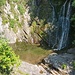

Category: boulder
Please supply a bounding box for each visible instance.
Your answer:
[67,48,75,54]
[44,53,75,75]
[11,61,50,75]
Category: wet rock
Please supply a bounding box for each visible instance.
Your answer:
[44,53,75,75]
[67,48,75,54]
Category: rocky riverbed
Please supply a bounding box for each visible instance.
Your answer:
[11,48,75,75]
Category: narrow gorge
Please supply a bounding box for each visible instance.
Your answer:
[0,0,73,50]
[0,0,75,75]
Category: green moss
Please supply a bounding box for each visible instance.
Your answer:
[10,42,53,64]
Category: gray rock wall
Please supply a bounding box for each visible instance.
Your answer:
[0,1,32,43]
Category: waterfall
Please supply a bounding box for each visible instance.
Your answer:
[32,0,71,50]
[49,1,56,23]
[49,0,72,50]
[57,0,71,50]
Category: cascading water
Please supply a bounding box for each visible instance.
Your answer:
[33,0,71,50]
[49,0,72,50]
[57,0,71,50]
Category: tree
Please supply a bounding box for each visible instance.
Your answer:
[0,38,20,75]
[71,0,75,44]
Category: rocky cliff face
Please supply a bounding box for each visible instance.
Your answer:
[0,0,72,50]
[0,1,31,43]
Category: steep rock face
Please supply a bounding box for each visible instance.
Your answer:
[0,17,3,34]
[0,1,31,43]
[11,61,49,75]
[0,0,72,48]
[31,0,72,50]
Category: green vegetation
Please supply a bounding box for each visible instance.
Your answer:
[72,0,75,7]
[61,64,67,69]
[10,3,15,13]
[1,0,27,32]
[10,42,53,64]
[31,21,37,34]
[72,61,75,70]
[0,0,6,6]
[17,70,29,75]
[18,4,25,15]
[0,38,20,75]
[10,0,28,15]
[9,19,22,33]
[9,19,16,28]
[12,0,19,3]
[71,0,75,45]
[2,15,9,25]
[29,0,56,23]
[30,19,51,46]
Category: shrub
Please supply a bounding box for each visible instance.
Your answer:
[0,0,6,6]
[72,40,75,45]
[71,0,75,45]
[0,38,20,75]
[9,19,16,28]
[12,0,19,3]
[72,61,75,70]
[72,0,75,7]
[61,64,67,69]
[18,4,25,15]
[2,15,9,25]
[31,21,37,33]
